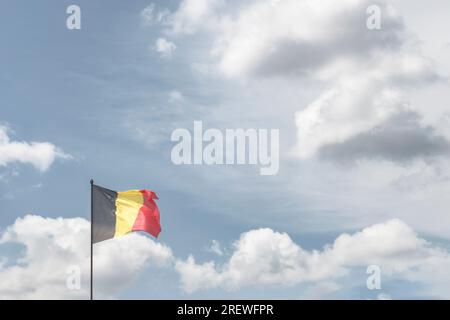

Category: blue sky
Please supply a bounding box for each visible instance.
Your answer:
[1,0,450,299]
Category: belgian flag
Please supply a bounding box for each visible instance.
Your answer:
[92,184,161,243]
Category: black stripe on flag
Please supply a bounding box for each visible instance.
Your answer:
[92,185,117,243]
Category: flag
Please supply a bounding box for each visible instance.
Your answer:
[92,184,161,243]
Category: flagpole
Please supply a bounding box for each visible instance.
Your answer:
[90,179,94,301]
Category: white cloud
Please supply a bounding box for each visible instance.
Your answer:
[2,215,450,299]
[205,0,443,162]
[154,38,177,58]
[293,50,444,160]
[175,256,223,293]
[141,4,157,24]
[150,0,446,163]
[175,220,450,298]
[212,0,405,78]
[134,1,450,294]
[142,0,224,35]
[141,4,171,26]
[207,239,223,256]
[294,75,404,159]
[169,0,224,35]
[0,125,71,172]
[0,215,173,299]
[139,0,450,242]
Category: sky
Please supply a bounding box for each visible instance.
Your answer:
[1,0,450,299]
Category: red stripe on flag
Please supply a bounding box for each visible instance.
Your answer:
[132,190,161,238]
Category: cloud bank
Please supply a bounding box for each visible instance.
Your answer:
[0,215,172,299]
[176,220,450,298]
[1,215,450,299]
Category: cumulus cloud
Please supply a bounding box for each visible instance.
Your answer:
[215,0,445,163]
[241,0,445,162]
[294,75,405,159]
[293,51,445,160]
[2,215,450,299]
[175,220,450,298]
[154,38,177,58]
[168,0,224,35]
[0,215,173,299]
[319,111,450,163]
[134,0,450,248]
[0,125,71,172]
[152,0,404,77]
[213,0,405,78]
[148,0,446,163]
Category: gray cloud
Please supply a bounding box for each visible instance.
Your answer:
[211,0,408,78]
[319,111,450,163]
[249,9,405,78]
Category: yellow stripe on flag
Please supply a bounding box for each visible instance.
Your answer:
[114,190,143,238]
